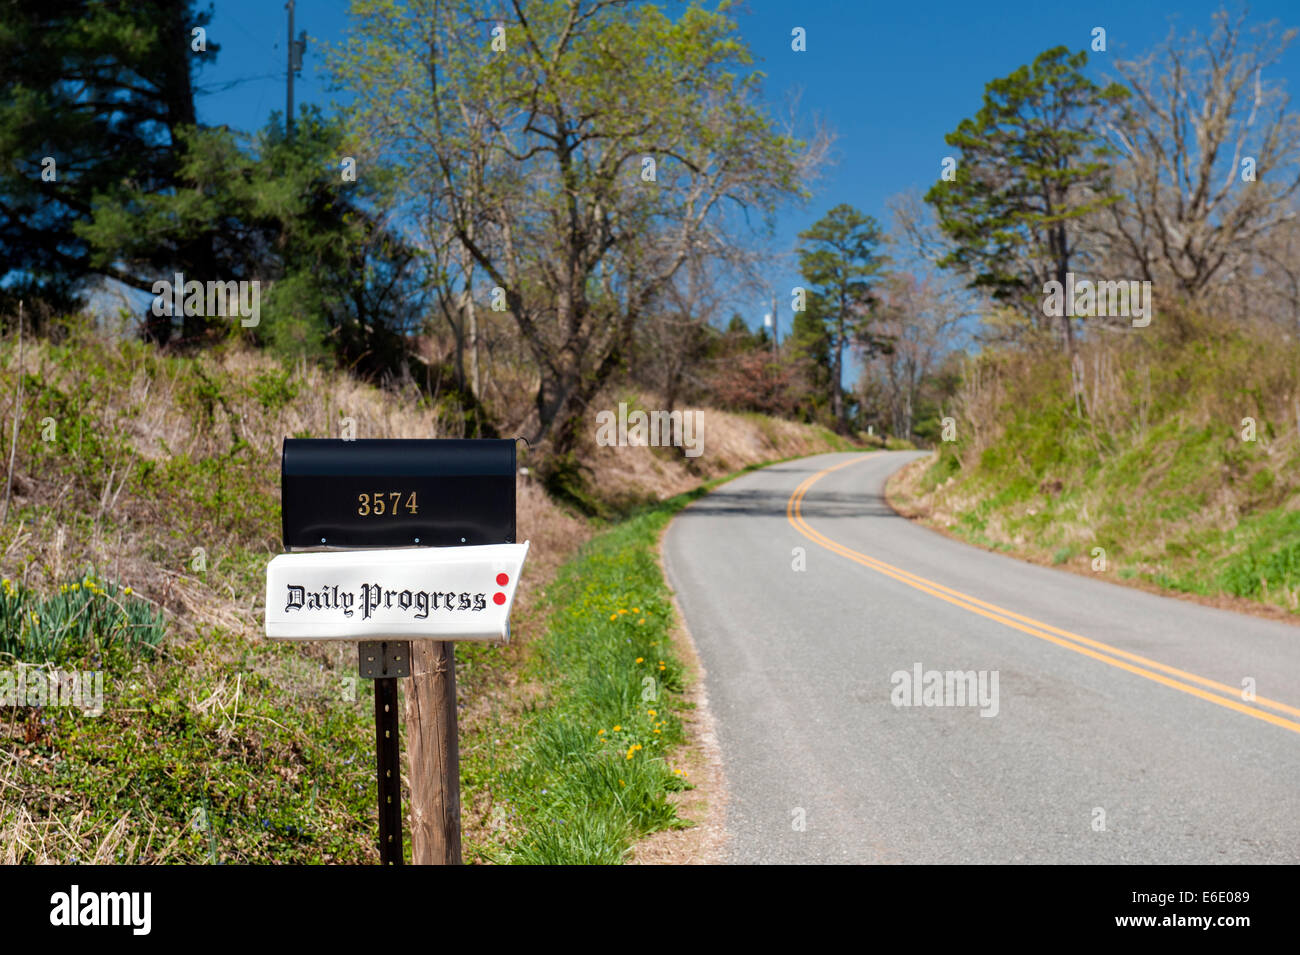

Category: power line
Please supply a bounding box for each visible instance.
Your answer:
[195,73,281,96]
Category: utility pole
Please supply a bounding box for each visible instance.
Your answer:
[764,291,774,356]
[285,2,307,139]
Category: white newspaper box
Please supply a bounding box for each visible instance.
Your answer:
[265,542,529,642]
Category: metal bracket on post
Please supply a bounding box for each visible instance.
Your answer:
[358,640,411,679]
[358,640,411,865]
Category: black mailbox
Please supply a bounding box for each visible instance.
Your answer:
[280,438,515,550]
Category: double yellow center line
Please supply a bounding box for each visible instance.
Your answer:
[786,454,1300,735]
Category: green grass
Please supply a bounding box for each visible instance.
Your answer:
[910,311,1300,615]
[466,466,777,864]
[812,424,863,452]
[474,495,698,863]
[2,592,378,863]
[1216,511,1300,601]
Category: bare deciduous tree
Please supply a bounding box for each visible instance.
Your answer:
[1103,9,1300,296]
[858,271,968,439]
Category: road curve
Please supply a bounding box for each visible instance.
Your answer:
[661,451,1300,864]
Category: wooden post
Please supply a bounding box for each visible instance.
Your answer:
[404,640,462,864]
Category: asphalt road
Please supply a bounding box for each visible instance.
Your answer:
[662,451,1300,864]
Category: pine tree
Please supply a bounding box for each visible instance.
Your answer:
[0,0,216,319]
[796,205,888,426]
[925,46,1128,356]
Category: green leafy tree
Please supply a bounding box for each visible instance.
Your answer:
[796,204,889,426]
[925,46,1128,355]
[335,0,812,472]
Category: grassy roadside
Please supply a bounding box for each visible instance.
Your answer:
[889,450,1300,623]
[885,312,1300,620]
[0,326,862,863]
[463,451,856,864]
[2,612,379,864]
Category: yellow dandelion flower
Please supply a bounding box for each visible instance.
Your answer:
[597,729,606,736]
[638,618,645,624]
[635,657,643,664]
[123,587,133,595]
[609,613,617,621]
[653,729,661,735]
[647,709,656,717]
[612,725,621,732]
[632,607,640,614]
[619,609,628,615]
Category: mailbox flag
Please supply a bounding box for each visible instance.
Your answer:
[265,542,529,642]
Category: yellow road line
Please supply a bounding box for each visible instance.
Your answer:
[786,454,1300,736]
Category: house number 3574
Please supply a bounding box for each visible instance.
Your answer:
[357,492,420,516]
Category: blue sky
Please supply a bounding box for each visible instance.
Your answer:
[195,0,1300,337]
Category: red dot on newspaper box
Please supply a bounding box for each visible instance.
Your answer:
[493,592,506,605]
[496,573,509,586]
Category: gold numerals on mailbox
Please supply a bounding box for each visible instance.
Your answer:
[356,492,420,516]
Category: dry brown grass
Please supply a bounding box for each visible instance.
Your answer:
[0,799,153,865]
[0,338,591,632]
[577,395,847,507]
